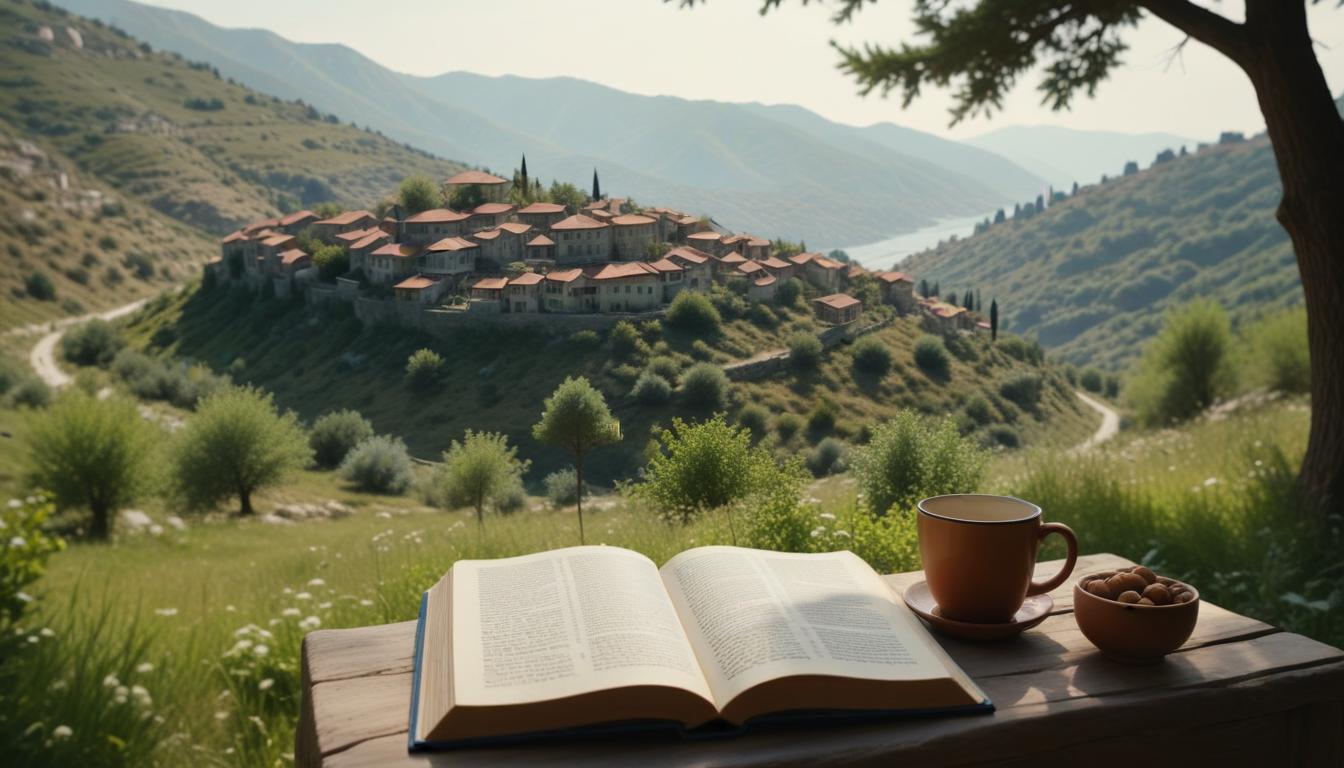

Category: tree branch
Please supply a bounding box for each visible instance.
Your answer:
[1137,0,1250,68]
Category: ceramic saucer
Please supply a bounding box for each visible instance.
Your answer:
[902,580,1053,641]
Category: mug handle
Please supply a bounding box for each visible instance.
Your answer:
[1026,522,1078,596]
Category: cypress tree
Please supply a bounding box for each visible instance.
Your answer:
[1071,181,1079,195]
[592,169,601,200]
[919,278,930,297]
[975,289,982,313]
[993,208,1006,224]
[1034,194,1045,212]
[520,154,528,191]
[990,300,999,342]
[931,281,940,297]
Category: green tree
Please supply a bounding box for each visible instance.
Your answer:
[851,410,987,517]
[591,168,602,200]
[447,183,485,212]
[60,319,122,367]
[1245,306,1311,395]
[681,362,729,409]
[312,243,349,281]
[26,391,157,539]
[171,385,311,515]
[990,299,999,341]
[775,277,804,307]
[405,348,445,391]
[666,291,721,332]
[1128,300,1235,426]
[428,431,529,527]
[548,181,587,211]
[309,409,374,469]
[532,377,620,543]
[788,332,823,371]
[398,174,443,214]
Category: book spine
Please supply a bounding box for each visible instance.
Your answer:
[406,591,430,752]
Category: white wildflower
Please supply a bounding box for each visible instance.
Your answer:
[253,644,269,657]
[225,605,236,612]
[359,599,373,607]
[214,710,229,721]
[834,530,851,539]
[39,627,54,638]
[9,536,27,549]
[136,662,154,674]
[27,635,38,644]
[281,608,300,617]
[148,524,164,536]
[258,678,274,691]
[307,578,326,587]
[48,679,67,692]
[52,725,72,740]
[818,512,836,521]
[282,587,293,595]
[6,499,20,509]
[131,685,152,706]
[295,591,312,601]
[298,615,321,631]
[103,674,120,689]
[1203,477,1218,487]
[16,592,32,604]
[318,601,332,609]
[154,607,178,617]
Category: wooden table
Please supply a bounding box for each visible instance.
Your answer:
[296,553,1344,766]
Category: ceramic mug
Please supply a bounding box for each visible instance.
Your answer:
[917,494,1078,624]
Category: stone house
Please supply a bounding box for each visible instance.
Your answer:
[277,210,318,234]
[589,262,661,312]
[366,242,422,286]
[686,230,724,255]
[664,246,713,291]
[792,252,846,292]
[645,257,686,302]
[468,228,506,268]
[422,237,478,280]
[493,222,533,266]
[712,251,747,280]
[252,233,297,275]
[468,202,516,232]
[348,229,390,274]
[402,209,470,244]
[444,170,509,204]
[471,276,508,302]
[312,210,376,241]
[394,274,445,304]
[517,202,569,230]
[551,214,611,265]
[525,234,556,266]
[814,293,862,325]
[543,268,598,313]
[505,271,545,313]
[266,247,310,277]
[610,214,659,260]
[722,234,768,261]
[874,271,916,312]
[758,255,795,281]
[749,274,778,302]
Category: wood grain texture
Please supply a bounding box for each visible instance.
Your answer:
[297,553,1344,768]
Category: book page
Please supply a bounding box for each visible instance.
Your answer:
[451,546,714,708]
[660,547,953,707]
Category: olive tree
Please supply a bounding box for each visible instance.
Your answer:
[26,391,157,539]
[427,431,529,527]
[171,385,311,515]
[532,377,620,544]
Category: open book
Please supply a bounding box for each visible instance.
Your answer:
[409,546,990,749]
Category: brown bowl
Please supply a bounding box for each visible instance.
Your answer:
[1073,571,1200,664]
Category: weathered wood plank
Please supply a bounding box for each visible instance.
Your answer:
[324,660,1344,767]
[304,621,419,684]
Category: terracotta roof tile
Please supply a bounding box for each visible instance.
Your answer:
[815,293,861,310]
[472,203,515,216]
[753,275,777,287]
[518,202,566,214]
[590,262,658,280]
[551,214,609,231]
[405,208,469,223]
[445,170,508,185]
[647,258,684,273]
[351,230,390,251]
[526,234,555,247]
[315,210,374,226]
[497,222,532,235]
[664,246,708,265]
[371,243,422,258]
[472,229,502,241]
[279,210,317,227]
[508,272,545,286]
[611,214,656,226]
[395,275,436,290]
[687,231,721,241]
[718,251,746,264]
[546,268,584,283]
[278,248,309,265]
[472,277,509,291]
[427,236,478,252]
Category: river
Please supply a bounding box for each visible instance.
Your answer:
[827,212,991,271]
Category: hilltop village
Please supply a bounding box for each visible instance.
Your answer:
[210,169,990,335]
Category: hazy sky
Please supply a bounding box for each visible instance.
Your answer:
[135,0,1344,142]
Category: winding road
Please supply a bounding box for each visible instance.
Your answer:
[1073,390,1120,453]
[27,299,147,388]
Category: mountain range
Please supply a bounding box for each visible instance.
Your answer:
[52,0,1190,247]
[966,125,1196,190]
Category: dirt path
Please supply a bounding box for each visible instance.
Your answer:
[1072,390,1120,453]
[28,299,147,388]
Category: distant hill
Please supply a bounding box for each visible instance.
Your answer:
[0,0,466,329]
[53,0,1050,245]
[902,136,1303,370]
[966,125,1196,190]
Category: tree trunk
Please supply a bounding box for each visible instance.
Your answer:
[239,488,254,516]
[1242,3,1344,513]
[575,453,585,545]
[90,501,110,540]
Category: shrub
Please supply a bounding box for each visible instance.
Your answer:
[312,243,349,281]
[9,379,50,409]
[851,410,988,516]
[851,336,892,375]
[1128,300,1235,425]
[736,404,769,441]
[309,409,374,469]
[986,424,1021,448]
[609,320,641,359]
[544,468,584,507]
[1104,374,1121,399]
[997,335,1044,364]
[340,435,414,494]
[24,270,55,300]
[775,277,804,307]
[912,335,950,377]
[644,355,681,385]
[963,393,995,425]
[999,372,1044,409]
[807,437,848,477]
[397,173,444,214]
[111,350,226,409]
[666,291,720,332]
[681,362,728,409]
[1244,306,1309,395]
[690,339,715,361]
[26,391,157,539]
[569,329,600,347]
[493,480,528,515]
[172,386,312,515]
[1079,368,1105,394]
[747,302,778,329]
[532,377,619,543]
[775,412,804,442]
[788,332,823,371]
[405,348,445,391]
[635,415,803,524]
[807,398,837,434]
[426,431,529,524]
[632,371,672,405]
[0,495,63,636]
[60,319,122,367]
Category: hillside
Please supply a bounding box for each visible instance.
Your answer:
[902,135,1304,370]
[966,125,1197,189]
[53,0,1048,244]
[118,282,1093,487]
[0,0,467,235]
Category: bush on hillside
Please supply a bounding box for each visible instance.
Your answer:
[1128,299,1235,426]
[61,319,122,367]
[851,336,892,375]
[710,290,748,320]
[569,329,600,347]
[775,412,803,443]
[312,243,349,281]
[340,435,414,494]
[9,379,50,409]
[397,173,443,214]
[996,335,1044,365]
[912,335,950,377]
[111,350,228,409]
[999,372,1044,409]
[775,278,804,307]
[609,320,642,359]
[807,398,837,434]
[690,339,715,361]
[851,410,987,516]
[405,348,445,391]
[644,355,681,385]
[681,363,728,409]
[631,371,672,405]
[985,424,1021,448]
[544,468,584,507]
[788,332,823,371]
[309,409,375,469]
[736,404,769,441]
[24,270,55,301]
[807,437,848,477]
[963,394,995,425]
[666,291,720,332]
[1245,307,1309,395]
[747,302,779,329]
[1079,368,1105,393]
